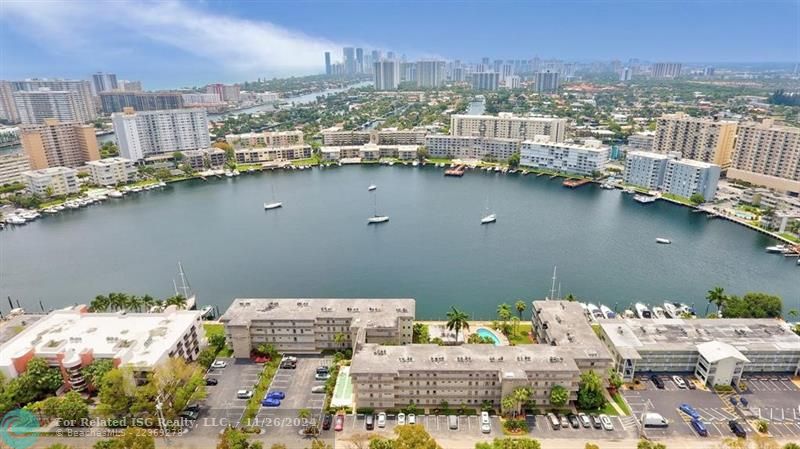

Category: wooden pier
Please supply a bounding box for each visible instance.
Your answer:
[444,165,466,177]
[562,178,591,188]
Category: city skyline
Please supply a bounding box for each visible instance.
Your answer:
[1,0,798,88]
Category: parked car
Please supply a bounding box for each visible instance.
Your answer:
[236,389,253,399]
[691,418,708,437]
[397,413,406,425]
[322,414,332,430]
[179,410,198,420]
[261,397,280,407]
[184,404,201,413]
[480,412,491,434]
[316,366,330,375]
[578,413,591,428]
[267,391,285,400]
[567,414,580,429]
[728,420,747,438]
[673,376,687,389]
[547,413,560,430]
[334,414,344,431]
[684,376,696,390]
[642,412,669,428]
[315,372,331,381]
[650,374,665,389]
[211,360,227,369]
[311,386,326,393]
[448,415,458,430]
[280,360,296,369]
[205,377,218,386]
[730,397,738,407]
[679,403,701,420]
[365,414,374,430]
[282,356,298,363]
[600,414,614,431]
[377,412,386,428]
[740,397,749,408]
[590,414,602,429]
[559,415,570,429]
[408,413,416,425]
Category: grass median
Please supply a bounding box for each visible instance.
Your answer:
[243,359,281,423]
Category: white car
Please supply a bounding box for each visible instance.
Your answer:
[397,413,406,425]
[480,411,491,434]
[211,360,227,369]
[600,414,614,431]
[377,412,387,428]
[236,389,253,399]
[408,413,416,425]
[672,375,687,389]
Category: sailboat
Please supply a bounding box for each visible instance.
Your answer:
[480,199,496,224]
[264,184,282,210]
[367,191,389,224]
[174,262,197,310]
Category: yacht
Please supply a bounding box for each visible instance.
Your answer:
[368,185,377,191]
[663,302,678,319]
[587,303,604,321]
[601,182,616,190]
[655,238,671,244]
[6,215,26,225]
[600,305,616,319]
[225,171,234,178]
[264,185,282,210]
[108,190,123,198]
[622,309,635,319]
[652,306,666,319]
[634,303,652,319]
[158,181,167,187]
[367,191,389,224]
[676,303,694,317]
[765,244,789,254]
[44,207,59,214]
[634,194,657,204]
[412,160,419,167]
[480,213,497,224]
[200,305,215,319]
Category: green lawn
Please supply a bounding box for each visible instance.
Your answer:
[507,323,533,345]
[779,233,800,243]
[203,323,233,357]
[425,158,454,164]
[612,392,632,416]
[661,193,697,207]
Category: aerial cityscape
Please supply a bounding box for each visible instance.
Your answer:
[0,1,799,449]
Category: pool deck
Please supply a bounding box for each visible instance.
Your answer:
[474,326,509,345]
[417,320,510,345]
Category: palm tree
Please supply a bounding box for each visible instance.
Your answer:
[141,295,156,312]
[500,395,516,418]
[446,307,470,343]
[126,295,143,312]
[514,300,527,319]
[109,292,128,311]
[90,294,109,312]
[333,332,348,349]
[705,286,726,316]
[164,294,188,310]
[564,293,577,302]
[298,408,311,421]
[511,316,520,335]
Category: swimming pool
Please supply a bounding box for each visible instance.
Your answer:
[475,327,501,345]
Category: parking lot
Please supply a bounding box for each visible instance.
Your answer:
[739,375,800,439]
[196,357,262,435]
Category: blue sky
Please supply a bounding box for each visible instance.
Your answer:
[1,0,798,89]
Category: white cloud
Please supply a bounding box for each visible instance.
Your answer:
[2,0,347,75]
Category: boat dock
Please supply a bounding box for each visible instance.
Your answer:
[444,165,466,177]
[562,178,591,188]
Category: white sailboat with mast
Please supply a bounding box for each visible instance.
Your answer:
[264,184,282,210]
[480,198,496,224]
[174,262,196,310]
[367,190,389,224]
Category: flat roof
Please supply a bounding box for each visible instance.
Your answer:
[697,341,749,363]
[219,298,415,327]
[0,308,201,373]
[599,318,800,354]
[351,343,579,377]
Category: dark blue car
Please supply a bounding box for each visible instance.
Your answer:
[267,391,286,400]
[679,403,701,420]
[691,418,708,437]
[261,397,280,407]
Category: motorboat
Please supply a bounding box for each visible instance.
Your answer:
[108,190,123,198]
[622,309,635,319]
[634,194,657,204]
[765,244,789,254]
[587,303,604,320]
[6,215,26,225]
[412,160,419,167]
[601,182,616,190]
[225,171,234,178]
[634,303,653,319]
[600,304,616,319]
[480,213,497,224]
[652,306,666,319]
[264,202,283,210]
[676,303,694,317]
[200,305,215,319]
[368,215,389,224]
[368,185,377,191]
[663,302,678,318]
[656,238,671,244]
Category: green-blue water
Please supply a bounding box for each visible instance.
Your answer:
[1,166,797,318]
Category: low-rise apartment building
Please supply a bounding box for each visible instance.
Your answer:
[623,151,721,200]
[425,135,520,161]
[321,128,426,147]
[182,148,226,169]
[320,144,417,162]
[226,130,304,148]
[219,298,415,357]
[87,157,136,186]
[234,145,312,164]
[624,151,670,190]
[450,113,566,143]
[0,306,204,391]
[597,319,800,386]
[520,140,610,176]
[22,166,79,196]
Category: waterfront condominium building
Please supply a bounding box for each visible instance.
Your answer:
[425,135,520,161]
[471,72,500,91]
[0,153,31,185]
[10,79,95,124]
[0,81,20,123]
[533,70,560,93]
[234,145,312,164]
[416,60,446,88]
[219,298,415,357]
[626,131,655,152]
[450,113,566,142]
[0,306,204,392]
[662,157,721,201]
[520,140,610,175]
[225,130,305,148]
[87,157,137,186]
[13,89,95,125]
[729,119,800,194]
[112,107,210,161]
[597,318,800,385]
[652,112,737,167]
[20,119,100,169]
[321,128,425,146]
[651,62,682,78]
[623,150,671,190]
[91,72,118,94]
[320,143,417,162]
[22,166,79,197]
[374,60,400,90]
[100,91,184,114]
[182,148,227,170]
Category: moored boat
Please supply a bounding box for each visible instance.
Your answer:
[656,238,671,244]
[634,194,657,204]
[663,302,678,318]
[600,304,616,319]
[634,302,652,319]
